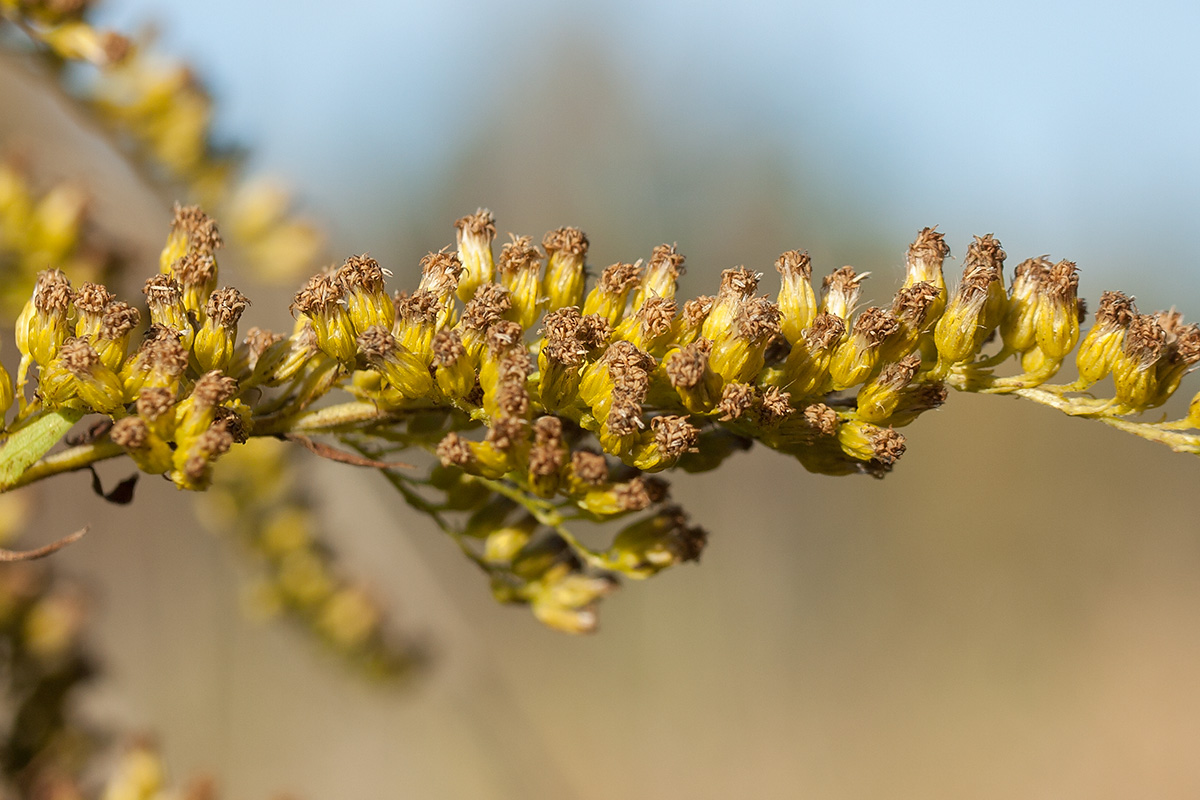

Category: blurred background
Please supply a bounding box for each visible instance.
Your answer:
[5,0,1200,797]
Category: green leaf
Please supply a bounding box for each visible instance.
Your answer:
[0,409,84,491]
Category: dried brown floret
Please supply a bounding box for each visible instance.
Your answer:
[682,296,714,328]
[137,332,188,376]
[291,272,342,315]
[637,296,677,339]
[213,407,249,444]
[602,340,656,380]
[486,320,524,354]
[461,283,512,330]
[495,382,530,418]
[144,273,182,305]
[892,282,940,326]
[718,267,760,302]
[205,287,249,329]
[775,250,812,280]
[874,352,922,391]
[606,393,644,436]
[869,427,907,465]
[803,402,839,436]
[1123,314,1166,368]
[395,289,440,326]
[571,450,609,485]
[98,302,140,340]
[454,209,497,239]
[498,234,542,275]
[496,349,532,384]
[356,325,395,360]
[436,432,472,466]
[964,233,1006,278]
[803,312,846,351]
[110,417,148,450]
[717,383,756,421]
[598,262,642,295]
[735,297,782,343]
[173,252,217,290]
[541,307,589,366]
[822,266,864,300]
[615,477,653,511]
[172,204,223,253]
[651,414,698,459]
[431,330,465,367]
[908,227,950,266]
[543,227,589,256]
[578,314,612,351]
[34,269,73,313]
[74,282,114,314]
[190,370,238,406]
[419,249,463,296]
[665,339,712,389]
[759,386,793,425]
[1045,260,1079,300]
[486,416,526,451]
[58,337,100,377]
[1094,291,1136,328]
[137,387,176,421]
[337,253,388,293]
[534,415,563,443]
[529,440,564,477]
[647,243,686,279]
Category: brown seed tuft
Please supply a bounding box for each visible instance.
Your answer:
[869,428,907,465]
[205,287,249,329]
[775,250,812,280]
[543,227,589,257]
[461,283,512,330]
[598,262,642,295]
[665,339,711,389]
[99,302,140,340]
[431,330,465,367]
[436,432,472,467]
[1123,314,1166,368]
[337,254,387,294]
[648,243,686,279]
[454,209,496,239]
[892,282,940,326]
[110,417,148,450]
[74,282,114,315]
[717,383,756,421]
[1092,292,1135,328]
[571,450,609,485]
[34,269,73,313]
[172,204,223,253]
[57,337,99,377]
[652,414,699,459]
[803,403,839,436]
[191,370,238,406]
[803,312,846,351]
[486,320,524,354]
[498,234,542,275]
[137,387,176,421]
[682,296,715,329]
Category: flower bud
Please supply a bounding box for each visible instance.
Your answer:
[837,419,907,466]
[292,272,358,363]
[143,274,194,350]
[39,336,124,412]
[702,267,759,341]
[498,234,544,330]
[542,227,589,311]
[454,209,497,302]
[775,249,817,344]
[194,286,248,372]
[1032,260,1080,361]
[1075,291,1136,387]
[903,227,949,324]
[337,254,395,335]
[605,507,707,579]
[583,262,642,327]
[828,307,899,390]
[780,312,845,397]
[665,339,722,414]
[632,243,685,312]
[820,266,865,321]
[855,352,922,423]
[357,326,434,400]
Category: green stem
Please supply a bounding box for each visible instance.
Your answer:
[254,401,393,436]
[3,440,124,490]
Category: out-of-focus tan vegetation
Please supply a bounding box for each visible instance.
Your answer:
[4,14,1200,800]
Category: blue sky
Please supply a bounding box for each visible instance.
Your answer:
[97,1,1200,301]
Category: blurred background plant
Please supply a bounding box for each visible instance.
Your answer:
[1,0,1200,798]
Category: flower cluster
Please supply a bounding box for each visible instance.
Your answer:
[5,208,1200,635]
